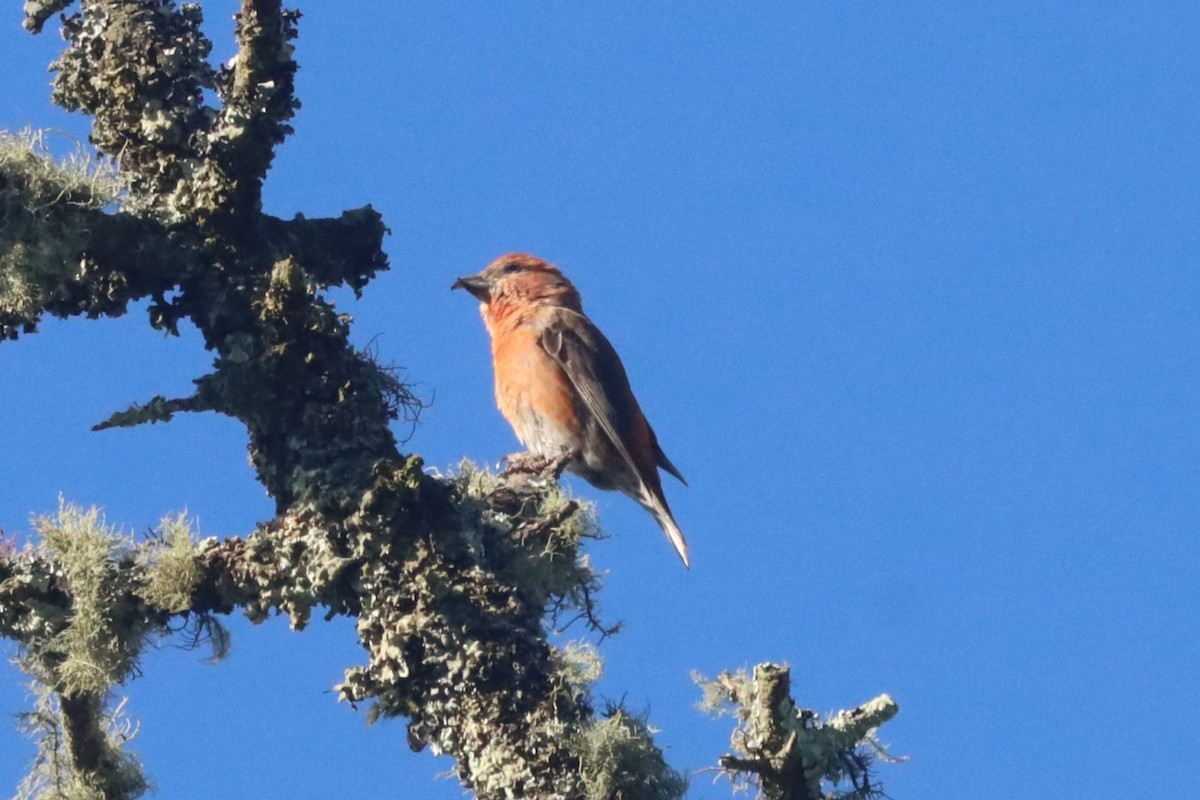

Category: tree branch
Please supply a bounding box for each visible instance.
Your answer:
[0,466,672,798]
[0,203,191,339]
[263,206,390,294]
[22,0,73,34]
[199,0,300,219]
[698,664,899,800]
[50,1,216,217]
[0,130,193,338]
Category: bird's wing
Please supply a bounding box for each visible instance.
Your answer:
[538,309,650,482]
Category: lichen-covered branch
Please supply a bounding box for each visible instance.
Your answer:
[262,207,390,294]
[2,470,684,799]
[4,503,173,800]
[0,131,182,338]
[204,0,300,216]
[21,0,73,34]
[1,131,391,339]
[15,679,147,800]
[50,0,216,218]
[697,664,900,800]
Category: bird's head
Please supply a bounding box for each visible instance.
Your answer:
[453,253,583,317]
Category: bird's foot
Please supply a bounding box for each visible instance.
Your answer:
[543,449,575,479]
[500,449,576,480]
[501,451,545,476]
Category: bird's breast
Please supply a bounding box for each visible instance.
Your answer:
[491,325,583,456]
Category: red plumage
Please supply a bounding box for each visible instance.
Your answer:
[454,253,690,567]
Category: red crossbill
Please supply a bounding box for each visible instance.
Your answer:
[453,253,690,567]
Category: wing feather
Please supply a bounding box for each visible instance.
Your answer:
[538,309,646,482]
[539,309,690,566]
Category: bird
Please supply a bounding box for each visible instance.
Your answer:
[453,253,691,567]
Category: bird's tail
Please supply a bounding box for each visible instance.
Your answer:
[641,490,690,569]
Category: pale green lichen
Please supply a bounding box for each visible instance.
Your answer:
[696,664,901,800]
[577,706,688,800]
[554,641,604,687]
[13,671,147,800]
[451,460,607,632]
[136,512,202,614]
[329,460,616,796]
[0,129,123,210]
[9,501,219,800]
[34,501,141,696]
[0,129,126,330]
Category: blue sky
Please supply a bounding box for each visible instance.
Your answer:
[2,3,1197,797]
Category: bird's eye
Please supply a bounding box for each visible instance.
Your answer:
[502,262,522,274]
